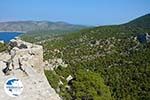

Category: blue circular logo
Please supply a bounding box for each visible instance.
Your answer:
[4,77,23,97]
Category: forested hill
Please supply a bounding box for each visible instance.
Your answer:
[125,14,150,27]
[44,14,150,100]
[80,13,150,38]
[123,14,150,31]
[20,14,150,43]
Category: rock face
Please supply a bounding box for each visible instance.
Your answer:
[0,39,61,100]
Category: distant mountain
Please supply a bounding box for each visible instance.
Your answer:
[0,21,87,32]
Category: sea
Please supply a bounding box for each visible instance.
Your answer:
[0,32,22,43]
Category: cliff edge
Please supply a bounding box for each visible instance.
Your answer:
[0,38,61,100]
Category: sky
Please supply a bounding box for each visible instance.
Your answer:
[0,0,150,26]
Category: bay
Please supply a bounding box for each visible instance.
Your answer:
[0,32,22,42]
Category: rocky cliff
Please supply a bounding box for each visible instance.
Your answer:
[0,38,61,100]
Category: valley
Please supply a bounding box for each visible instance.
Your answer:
[42,14,150,100]
[0,14,150,100]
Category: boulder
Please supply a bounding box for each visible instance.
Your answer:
[66,75,73,82]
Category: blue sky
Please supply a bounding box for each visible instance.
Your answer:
[0,0,150,25]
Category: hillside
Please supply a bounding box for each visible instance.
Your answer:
[20,14,150,43]
[124,14,150,29]
[43,14,150,100]
[0,21,86,32]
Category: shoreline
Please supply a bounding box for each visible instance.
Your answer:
[0,32,23,43]
[0,31,26,33]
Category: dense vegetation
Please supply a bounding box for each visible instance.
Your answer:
[21,30,79,43]
[124,14,150,31]
[44,14,150,100]
[0,43,8,52]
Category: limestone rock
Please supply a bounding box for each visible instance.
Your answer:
[66,75,73,82]
[44,58,68,70]
[0,39,61,100]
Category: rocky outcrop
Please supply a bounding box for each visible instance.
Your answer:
[44,58,68,70]
[0,38,61,100]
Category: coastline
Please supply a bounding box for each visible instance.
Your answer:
[0,31,26,33]
[0,32,23,43]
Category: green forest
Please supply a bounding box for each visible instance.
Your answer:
[0,43,7,52]
[44,14,150,100]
